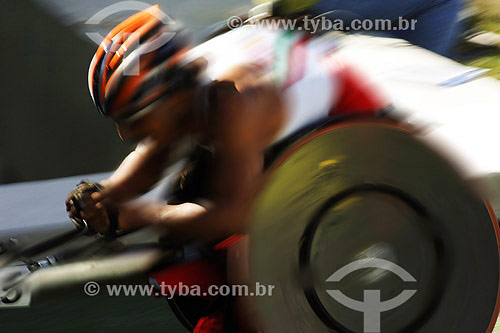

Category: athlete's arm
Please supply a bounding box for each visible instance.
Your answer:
[98,140,170,203]
[65,139,170,222]
[118,75,285,242]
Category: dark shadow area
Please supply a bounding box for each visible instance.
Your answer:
[455,40,500,63]
[0,0,132,184]
[0,276,187,333]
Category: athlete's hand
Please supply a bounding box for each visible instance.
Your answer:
[82,194,111,234]
[65,182,111,233]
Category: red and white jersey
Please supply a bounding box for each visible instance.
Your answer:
[188,25,388,142]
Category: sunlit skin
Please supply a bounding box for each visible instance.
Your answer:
[66,61,285,242]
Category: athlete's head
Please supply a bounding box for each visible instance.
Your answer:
[88,5,204,145]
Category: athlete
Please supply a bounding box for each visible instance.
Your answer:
[66,3,388,331]
[67,3,387,236]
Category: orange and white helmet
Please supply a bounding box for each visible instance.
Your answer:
[88,5,194,121]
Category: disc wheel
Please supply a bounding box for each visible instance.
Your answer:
[249,121,500,332]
